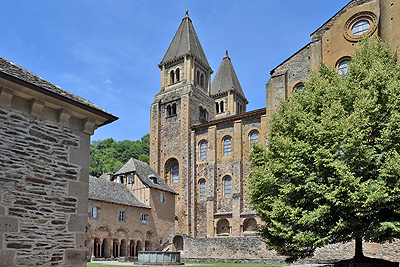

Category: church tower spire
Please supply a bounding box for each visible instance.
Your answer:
[211,50,248,118]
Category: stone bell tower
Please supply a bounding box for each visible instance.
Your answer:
[150,11,215,236]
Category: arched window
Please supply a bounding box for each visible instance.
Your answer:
[199,179,206,200]
[250,130,259,145]
[175,68,180,82]
[223,136,232,156]
[201,74,204,87]
[294,83,305,94]
[217,218,230,235]
[170,70,175,84]
[220,101,224,113]
[167,105,171,117]
[216,102,220,113]
[165,158,179,184]
[171,103,177,115]
[197,70,201,85]
[224,176,231,198]
[200,140,207,159]
[338,58,350,76]
[172,164,179,183]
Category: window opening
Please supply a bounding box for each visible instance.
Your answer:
[127,173,134,184]
[160,193,165,203]
[216,102,220,113]
[352,20,370,36]
[91,207,98,219]
[200,140,207,159]
[142,214,148,224]
[119,211,125,222]
[338,59,350,76]
[223,136,232,156]
[199,179,206,200]
[224,176,232,198]
[175,68,180,82]
[220,101,224,113]
[172,103,177,115]
[170,70,175,84]
[172,164,179,183]
[250,131,259,146]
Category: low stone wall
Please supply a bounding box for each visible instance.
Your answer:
[177,234,400,264]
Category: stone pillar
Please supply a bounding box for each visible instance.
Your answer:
[232,120,243,236]
[207,126,217,237]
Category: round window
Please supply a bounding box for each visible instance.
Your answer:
[351,20,370,36]
[343,12,377,42]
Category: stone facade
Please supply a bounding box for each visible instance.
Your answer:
[171,234,400,264]
[0,57,117,267]
[88,159,176,260]
[151,13,265,239]
[151,0,400,263]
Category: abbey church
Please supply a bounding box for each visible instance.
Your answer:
[150,0,400,260]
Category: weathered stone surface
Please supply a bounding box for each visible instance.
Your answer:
[64,249,87,265]
[0,217,18,233]
[68,214,88,232]
[0,250,16,267]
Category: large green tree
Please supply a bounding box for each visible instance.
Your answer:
[89,133,150,177]
[248,37,400,263]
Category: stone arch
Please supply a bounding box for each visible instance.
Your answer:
[216,218,230,235]
[94,237,101,258]
[243,217,257,232]
[164,157,179,183]
[172,235,184,251]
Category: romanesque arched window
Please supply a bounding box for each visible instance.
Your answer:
[171,103,177,115]
[197,70,201,85]
[216,102,220,113]
[223,176,231,198]
[223,136,232,156]
[250,130,259,148]
[175,68,180,82]
[337,57,351,76]
[170,70,175,84]
[165,158,179,184]
[167,105,171,117]
[199,179,206,200]
[220,101,224,113]
[200,140,207,159]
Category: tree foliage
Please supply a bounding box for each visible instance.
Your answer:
[90,133,150,177]
[248,37,400,262]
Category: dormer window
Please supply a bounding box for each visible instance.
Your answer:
[116,175,124,184]
[150,176,158,184]
[127,173,134,184]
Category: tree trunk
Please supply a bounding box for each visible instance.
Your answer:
[354,237,364,259]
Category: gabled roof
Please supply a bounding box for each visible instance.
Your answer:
[89,176,151,209]
[160,11,210,69]
[210,51,246,101]
[115,158,176,194]
[0,56,117,126]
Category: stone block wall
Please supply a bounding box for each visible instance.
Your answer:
[175,234,400,264]
[0,106,91,266]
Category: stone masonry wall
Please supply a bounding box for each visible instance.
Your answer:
[0,106,89,267]
[179,235,400,264]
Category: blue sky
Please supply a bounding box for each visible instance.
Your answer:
[1,0,350,142]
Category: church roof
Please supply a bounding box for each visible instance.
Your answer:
[89,176,151,208]
[115,158,176,194]
[210,51,246,100]
[160,11,210,69]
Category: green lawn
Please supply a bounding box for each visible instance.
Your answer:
[87,262,284,267]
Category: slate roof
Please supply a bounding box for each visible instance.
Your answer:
[115,158,176,194]
[210,51,246,101]
[89,176,151,208]
[160,11,210,69]
[0,56,117,125]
